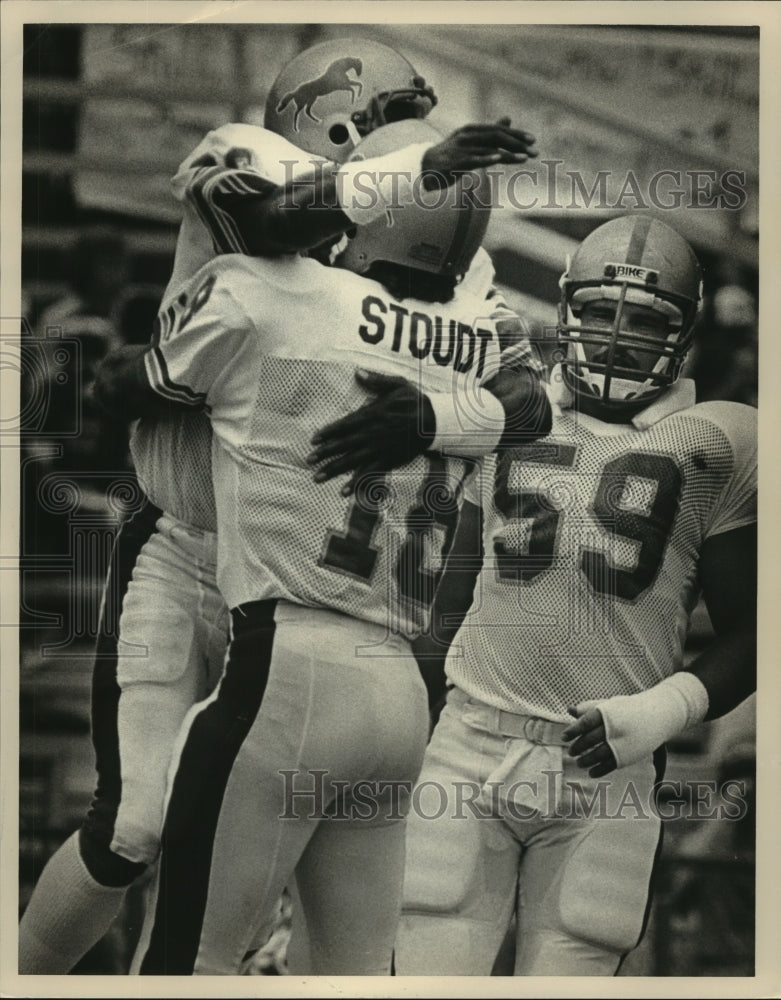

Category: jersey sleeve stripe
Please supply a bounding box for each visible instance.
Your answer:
[153,304,176,346]
[185,167,277,255]
[145,347,208,408]
[186,168,248,254]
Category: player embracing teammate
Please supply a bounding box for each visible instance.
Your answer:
[18,37,546,976]
[18,35,755,981]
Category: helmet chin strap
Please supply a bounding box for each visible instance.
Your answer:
[575,359,641,401]
[584,369,653,401]
[345,120,362,149]
[562,365,660,422]
[574,349,670,403]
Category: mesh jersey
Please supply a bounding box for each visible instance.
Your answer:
[447,398,757,720]
[131,122,526,530]
[130,125,320,530]
[145,252,511,636]
[129,411,215,531]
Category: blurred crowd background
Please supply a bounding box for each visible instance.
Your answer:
[16,20,758,976]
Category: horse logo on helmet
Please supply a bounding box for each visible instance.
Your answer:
[275,57,363,130]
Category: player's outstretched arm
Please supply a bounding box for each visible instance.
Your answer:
[214,121,537,256]
[420,120,537,188]
[564,522,757,777]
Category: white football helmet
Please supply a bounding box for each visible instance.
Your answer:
[338,120,492,281]
[265,38,437,163]
[558,215,703,418]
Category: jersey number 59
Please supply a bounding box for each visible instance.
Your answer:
[493,447,683,601]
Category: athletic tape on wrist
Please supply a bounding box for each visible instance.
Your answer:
[599,671,710,769]
[337,142,434,226]
[426,390,505,457]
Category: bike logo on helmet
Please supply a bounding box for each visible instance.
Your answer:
[605,263,659,285]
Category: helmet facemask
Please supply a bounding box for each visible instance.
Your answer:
[560,283,694,415]
[350,77,437,135]
[556,217,703,419]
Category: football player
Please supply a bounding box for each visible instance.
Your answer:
[107,120,551,976]
[162,36,534,295]
[373,215,756,976]
[18,37,539,976]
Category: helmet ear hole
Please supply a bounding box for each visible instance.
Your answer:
[265,38,436,162]
[328,123,352,147]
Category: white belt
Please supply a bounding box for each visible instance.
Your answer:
[449,687,570,746]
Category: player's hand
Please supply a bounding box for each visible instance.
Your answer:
[421,118,537,190]
[307,369,436,496]
[562,701,618,778]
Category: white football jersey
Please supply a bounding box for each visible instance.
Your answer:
[129,410,215,530]
[447,388,757,719]
[131,125,322,528]
[163,123,325,299]
[145,252,508,637]
[131,123,537,529]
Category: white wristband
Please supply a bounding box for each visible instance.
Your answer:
[597,672,710,769]
[336,142,434,226]
[426,388,505,458]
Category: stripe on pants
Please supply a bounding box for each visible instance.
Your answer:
[80,499,162,882]
[139,599,278,974]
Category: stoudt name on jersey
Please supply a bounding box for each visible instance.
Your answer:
[358,295,495,378]
[145,253,505,637]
